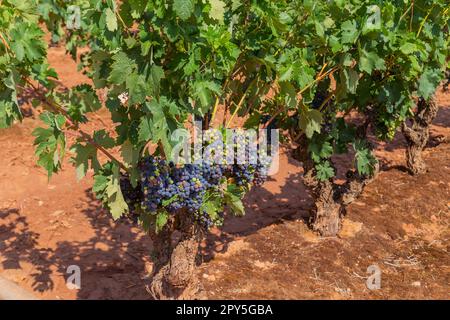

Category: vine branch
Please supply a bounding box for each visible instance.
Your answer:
[24,78,128,172]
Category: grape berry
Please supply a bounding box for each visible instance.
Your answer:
[121,156,270,229]
[120,129,272,229]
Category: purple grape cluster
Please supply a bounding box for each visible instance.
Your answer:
[232,164,255,186]
[194,210,214,229]
[229,128,272,187]
[137,157,227,228]
[120,131,272,228]
[120,173,142,218]
[312,90,327,109]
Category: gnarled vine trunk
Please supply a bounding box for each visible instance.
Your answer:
[402,96,438,175]
[293,126,378,237]
[304,166,378,237]
[310,180,343,237]
[294,142,344,237]
[148,214,203,300]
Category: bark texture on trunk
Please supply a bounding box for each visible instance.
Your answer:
[148,215,203,300]
[310,180,343,237]
[292,132,378,237]
[443,69,449,91]
[293,141,344,237]
[341,163,379,206]
[402,96,438,175]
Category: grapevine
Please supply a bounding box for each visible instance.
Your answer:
[0,0,448,299]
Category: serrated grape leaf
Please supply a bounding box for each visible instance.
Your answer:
[417,68,441,100]
[343,68,359,94]
[148,65,165,97]
[93,174,108,195]
[9,23,45,62]
[299,109,322,138]
[192,80,221,114]
[0,99,22,129]
[8,0,38,12]
[105,165,129,220]
[226,194,245,216]
[209,0,225,23]
[105,8,118,31]
[173,0,194,20]
[224,184,245,216]
[203,200,218,218]
[279,65,293,82]
[126,73,148,104]
[279,81,297,108]
[340,20,358,44]
[70,143,98,180]
[315,161,334,181]
[108,52,137,84]
[353,140,377,176]
[308,139,333,163]
[155,211,169,233]
[202,194,222,222]
[315,21,325,37]
[68,85,102,119]
[399,42,417,55]
[93,130,115,149]
[138,117,153,143]
[143,99,175,157]
[32,112,66,178]
[121,140,139,167]
[359,50,385,74]
[296,66,315,89]
[128,0,148,18]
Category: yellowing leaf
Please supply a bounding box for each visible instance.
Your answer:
[209,0,226,23]
[105,8,118,31]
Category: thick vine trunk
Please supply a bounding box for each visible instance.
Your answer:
[341,163,379,206]
[294,142,344,237]
[402,96,438,175]
[292,127,378,237]
[443,69,449,91]
[148,215,203,300]
[310,180,343,237]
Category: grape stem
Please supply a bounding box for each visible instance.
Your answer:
[0,32,11,52]
[226,76,258,128]
[261,66,339,130]
[24,78,129,172]
[318,92,335,112]
[416,5,435,37]
[210,54,244,128]
[209,97,220,128]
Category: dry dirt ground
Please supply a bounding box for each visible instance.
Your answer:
[0,44,449,300]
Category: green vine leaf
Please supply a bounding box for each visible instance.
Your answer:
[173,0,195,21]
[108,52,137,84]
[105,8,118,32]
[299,109,323,139]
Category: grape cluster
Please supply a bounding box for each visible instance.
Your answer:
[194,210,214,229]
[231,155,271,186]
[120,127,272,229]
[232,164,254,186]
[201,163,224,186]
[228,128,272,187]
[312,90,327,109]
[253,153,271,186]
[137,157,228,228]
[120,174,142,218]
